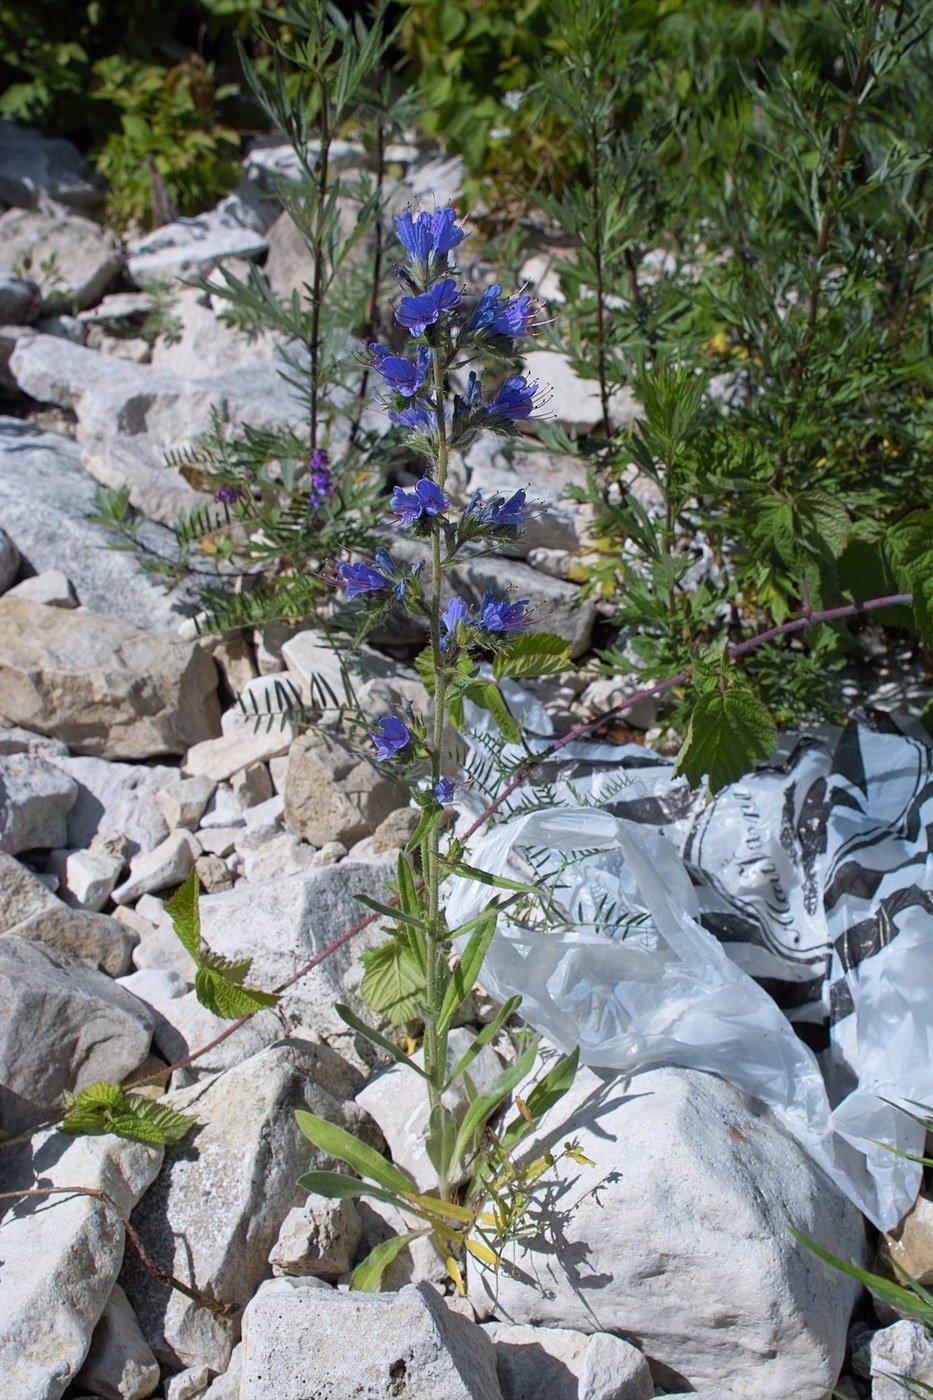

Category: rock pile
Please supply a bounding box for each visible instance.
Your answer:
[0,118,902,1400]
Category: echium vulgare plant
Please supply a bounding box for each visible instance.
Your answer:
[294,205,585,1291]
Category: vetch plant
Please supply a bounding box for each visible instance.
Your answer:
[293,203,587,1288]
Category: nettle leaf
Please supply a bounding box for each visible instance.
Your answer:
[674,680,777,794]
[888,510,933,649]
[360,939,425,1024]
[61,1082,194,1146]
[493,633,571,680]
[195,966,281,1019]
[164,868,201,961]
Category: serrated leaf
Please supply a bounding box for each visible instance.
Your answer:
[673,681,777,794]
[888,510,933,649]
[194,965,280,1019]
[493,633,571,680]
[199,952,254,984]
[61,1082,194,1145]
[462,679,523,744]
[359,940,425,1025]
[164,869,202,961]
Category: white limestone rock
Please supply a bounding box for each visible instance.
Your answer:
[151,989,286,1079]
[126,215,267,287]
[0,598,221,760]
[6,568,78,606]
[0,119,106,211]
[240,1278,502,1400]
[156,775,217,831]
[0,1130,161,1400]
[120,1040,373,1371]
[184,720,296,783]
[164,1365,213,1400]
[0,266,41,324]
[0,937,154,1134]
[0,750,77,853]
[0,208,122,309]
[482,1322,653,1400]
[48,754,175,857]
[522,349,640,433]
[0,521,20,588]
[269,1195,362,1279]
[0,850,134,974]
[73,1283,161,1400]
[45,847,124,911]
[284,731,409,848]
[112,831,198,905]
[117,967,190,1006]
[476,1061,865,1400]
[852,1320,933,1400]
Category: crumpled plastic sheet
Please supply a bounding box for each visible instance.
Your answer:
[446,706,933,1230]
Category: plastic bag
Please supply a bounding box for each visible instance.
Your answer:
[446,711,933,1229]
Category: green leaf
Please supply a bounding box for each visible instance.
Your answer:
[446,996,522,1091]
[194,966,280,1019]
[493,633,571,680]
[499,1046,578,1154]
[405,802,447,854]
[437,910,497,1034]
[334,1003,429,1077]
[295,1111,419,1198]
[443,860,537,894]
[463,679,523,744]
[351,1230,428,1291]
[359,940,426,1025]
[296,1170,408,1211]
[425,1102,458,1182]
[451,1045,539,1169]
[888,510,933,649]
[354,894,425,930]
[61,1082,194,1146]
[395,852,423,921]
[673,680,777,794]
[791,1231,933,1328]
[164,869,201,961]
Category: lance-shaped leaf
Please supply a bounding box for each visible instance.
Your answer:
[352,1230,429,1291]
[499,1046,579,1154]
[295,1110,419,1199]
[437,910,497,1034]
[451,1045,539,1170]
[335,1003,429,1077]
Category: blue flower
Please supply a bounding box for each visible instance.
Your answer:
[338,560,392,599]
[467,284,503,332]
[395,208,464,264]
[215,483,246,504]
[389,399,437,430]
[468,286,535,338]
[371,343,430,397]
[392,477,450,525]
[467,489,527,528]
[485,374,540,421]
[477,589,531,633]
[308,448,334,509]
[434,776,456,804]
[440,595,470,649]
[369,716,412,761]
[395,278,460,336]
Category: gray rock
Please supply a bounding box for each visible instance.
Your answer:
[0,522,19,590]
[448,550,596,659]
[184,720,297,784]
[476,1062,865,1400]
[522,349,640,433]
[269,1196,362,1279]
[0,1131,161,1400]
[0,750,77,852]
[120,1040,373,1371]
[370,806,419,853]
[284,731,409,848]
[6,568,78,607]
[240,1278,502,1400]
[482,1323,653,1400]
[0,119,106,211]
[0,936,154,1133]
[196,862,398,1048]
[111,831,198,905]
[149,285,279,379]
[156,775,217,831]
[151,990,286,1079]
[73,1283,161,1400]
[237,827,317,883]
[164,1365,213,1400]
[0,265,40,323]
[0,850,134,974]
[45,846,125,911]
[852,1320,933,1399]
[49,754,175,857]
[0,598,220,759]
[117,967,190,1006]
[126,215,268,287]
[0,208,123,310]
[0,722,68,757]
[0,418,201,628]
[34,311,85,342]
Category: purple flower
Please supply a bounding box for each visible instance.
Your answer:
[369,716,412,761]
[308,448,334,509]
[371,343,430,397]
[468,286,535,338]
[389,400,437,430]
[434,776,455,804]
[338,560,391,599]
[215,483,246,504]
[467,489,526,528]
[395,278,460,336]
[485,374,540,421]
[440,595,470,649]
[477,589,531,633]
[394,208,464,264]
[391,477,450,525]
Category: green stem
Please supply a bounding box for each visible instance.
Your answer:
[308,65,332,454]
